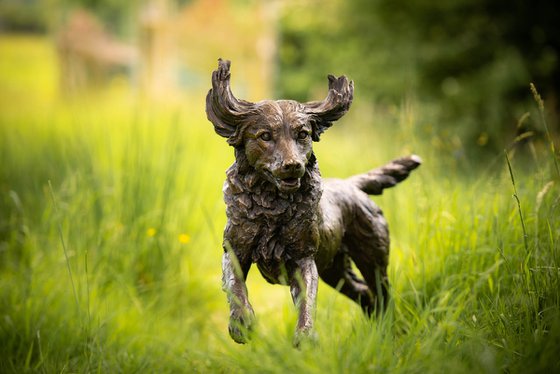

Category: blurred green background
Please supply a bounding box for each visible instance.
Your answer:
[2,0,559,154]
[1,0,559,372]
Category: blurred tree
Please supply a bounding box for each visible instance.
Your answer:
[0,0,50,32]
[0,0,141,36]
[58,0,195,35]
[278,0,559,155]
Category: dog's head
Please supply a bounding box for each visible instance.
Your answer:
[206,59,353,193]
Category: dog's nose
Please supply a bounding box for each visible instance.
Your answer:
[282,161,304,173]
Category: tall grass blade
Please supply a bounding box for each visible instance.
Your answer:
[85,246,91,328]
[33,330,44,371]
[504,151,529,254]
[530,83,560,178]
[48,180,81,315]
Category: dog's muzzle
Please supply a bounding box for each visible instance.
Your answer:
[277,176,300,192]
[272,161,305,193]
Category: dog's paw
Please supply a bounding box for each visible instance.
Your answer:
[292,327,318,348]
[228,308,255,344]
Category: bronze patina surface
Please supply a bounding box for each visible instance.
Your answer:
[206,59,421,346]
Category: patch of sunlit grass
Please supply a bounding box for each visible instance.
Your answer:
[1,34,559,373]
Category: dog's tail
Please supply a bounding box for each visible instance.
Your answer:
[347,155,422,195]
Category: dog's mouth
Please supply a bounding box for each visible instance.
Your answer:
[262,168,304,193]
[277,177,300,192]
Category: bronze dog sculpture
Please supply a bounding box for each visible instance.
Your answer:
[206,59,421,345]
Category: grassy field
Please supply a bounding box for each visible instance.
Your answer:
[1,35,559,373]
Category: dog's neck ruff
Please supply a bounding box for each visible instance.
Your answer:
[223,151,322,266]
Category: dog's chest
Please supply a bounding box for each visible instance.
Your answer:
[223,167,322,282]
[225,188,320,258]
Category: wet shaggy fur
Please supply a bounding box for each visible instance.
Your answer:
[206,59,421,345]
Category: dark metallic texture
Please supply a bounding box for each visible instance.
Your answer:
[206,59,421,345]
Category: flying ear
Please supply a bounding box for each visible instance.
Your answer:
[303,75,354,141]
[205,59,256,146]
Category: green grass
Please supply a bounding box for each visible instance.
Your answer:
[1,34,559,373]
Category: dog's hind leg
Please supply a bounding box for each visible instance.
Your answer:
[319,249,376,313]
[344,199,391,316]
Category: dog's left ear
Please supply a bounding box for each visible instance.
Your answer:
[304,75,354,141]
[206,59,256,146]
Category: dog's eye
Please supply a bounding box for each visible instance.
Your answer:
[259,132,272,141]
[297,131,309,140]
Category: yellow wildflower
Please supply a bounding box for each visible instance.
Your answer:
[178,233,191,244]
[146,228,156,237]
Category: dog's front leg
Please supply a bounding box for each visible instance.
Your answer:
[222,250,255,344]
[290,256,319,346]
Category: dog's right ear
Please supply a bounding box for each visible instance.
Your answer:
[304,75,354,141]
[206,59,256,147]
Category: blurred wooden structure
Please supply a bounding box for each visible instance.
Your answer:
[56,9,137,95]
[55,0,279,100]
[138,0,176,99]
[177,0,279,100]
